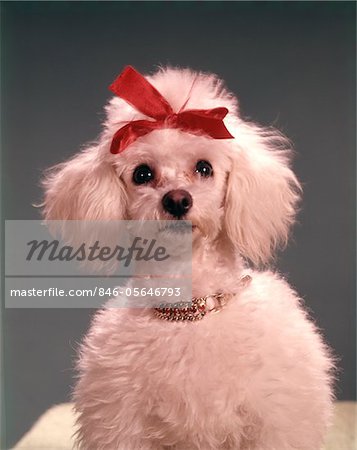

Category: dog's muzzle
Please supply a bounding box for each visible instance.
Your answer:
[162,189,193,218]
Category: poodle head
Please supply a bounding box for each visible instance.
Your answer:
[42,66,301,266]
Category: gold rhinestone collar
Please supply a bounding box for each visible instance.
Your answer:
[154,274,252,322]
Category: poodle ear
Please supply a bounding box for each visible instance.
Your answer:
[41,145,127,220]
[224,124,301,266]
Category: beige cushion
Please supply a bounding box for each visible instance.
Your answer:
[14,403,77,449]
[324,402,357,450]
[14,402,357,449]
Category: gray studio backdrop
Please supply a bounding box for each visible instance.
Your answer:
[1,1,355,447]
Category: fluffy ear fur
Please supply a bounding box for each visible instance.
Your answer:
[41,145,127,220]
[224,123,301,266]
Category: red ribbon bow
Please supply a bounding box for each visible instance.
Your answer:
[108,66,234,154]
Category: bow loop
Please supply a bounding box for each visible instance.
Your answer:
[109,66,234,154]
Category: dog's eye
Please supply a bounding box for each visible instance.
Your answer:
[195,160,213,178]
[133,164,155,185]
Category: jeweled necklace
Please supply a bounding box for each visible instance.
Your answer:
[154,274,252,322]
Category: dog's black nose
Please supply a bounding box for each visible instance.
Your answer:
[162,189,193,218]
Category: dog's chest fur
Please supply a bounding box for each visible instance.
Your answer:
[75,271,332,449]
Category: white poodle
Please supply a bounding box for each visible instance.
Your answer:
[42,66,334,449]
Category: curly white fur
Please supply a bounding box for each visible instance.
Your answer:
[42,66,334,449]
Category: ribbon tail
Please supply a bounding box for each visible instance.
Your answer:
[109,66,173,119]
